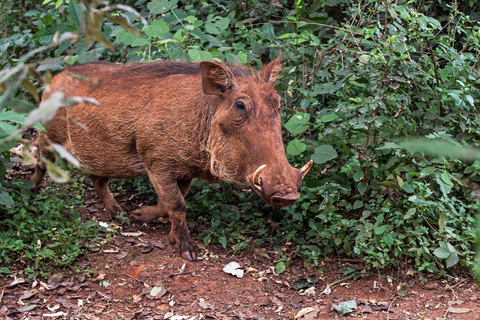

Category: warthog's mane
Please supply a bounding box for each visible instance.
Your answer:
[68,60,258,81]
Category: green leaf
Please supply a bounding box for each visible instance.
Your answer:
[148,0,177,14]
[286,140,306,156]
[357,182,367,194]
[440,172,453,186]
[0,109,27,123]
[379,181,400,189]
[353,200,363,209]
[275,261,286,275]
[69,0,83,30]
[0,267,11,274]
[446,252,459,268]
[433,247,451,259]
[218,236,227,248]
[203,234,211,246]
[261,23,275,41]
[320,114,339,122]
[33,24,72,45]
[284,113,310,135]
[353,171,364,182]
[205,16,230,35]
[373,225,387,235]
[0,191,14,208]
[311,145,338,164]
[45,159,70,183]
[144,20,169,38]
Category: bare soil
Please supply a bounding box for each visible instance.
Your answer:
[1,159,480,320]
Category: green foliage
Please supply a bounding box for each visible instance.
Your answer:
[1,0,479,276]
[0,180,106,271]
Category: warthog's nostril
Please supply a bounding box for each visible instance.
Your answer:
[270,194,300,208]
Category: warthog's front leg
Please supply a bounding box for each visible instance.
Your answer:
[136,172,195,260]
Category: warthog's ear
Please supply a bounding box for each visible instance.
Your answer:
[259,53,282,86]
[199,61,235,96]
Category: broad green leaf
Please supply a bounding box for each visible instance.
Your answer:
[357,182,367,194]
[203,235,211,246]
[0,191,14,208]
[218,236,227,248]
[275,261,286,275]
[311,145,337,164]
[284,113,310,135]
[379,181,400,189]
[144,20,169,38]
[446,252,459,268]
[320,114,339,122]
[440,172,453,186]
[373,225,387,235]
[69,0,83,30]
[0,267,11,274]
[205,17,230,35]
[0,109,27,123]
[353,200,363,209]
[148,0,172,14]
[261,23,275,41]
[433,247,450,259]
[353,171,364,182]
[286,139,306,156]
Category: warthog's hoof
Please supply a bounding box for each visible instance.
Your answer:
[181,251,196,261]
[168,232,196,261]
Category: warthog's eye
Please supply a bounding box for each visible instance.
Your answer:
[234,100,246,112]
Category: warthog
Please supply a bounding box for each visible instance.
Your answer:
[31,55,313,260]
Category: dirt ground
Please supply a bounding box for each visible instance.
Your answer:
[1,158,480,320]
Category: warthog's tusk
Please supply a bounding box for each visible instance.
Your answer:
[300,160,313,178]
[252,164,267,191]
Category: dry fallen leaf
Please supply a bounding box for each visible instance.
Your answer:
[43,311,67,318]
[93,273,106,282]
[295,307,315,318]
[19,289,38,300]
[449,307,471,314]
[120,231,144,237]
[115,251,129,260]
[8,277,26,287]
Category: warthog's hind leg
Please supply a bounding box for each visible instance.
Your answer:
[90,175,124,218]
[30,132,55,192]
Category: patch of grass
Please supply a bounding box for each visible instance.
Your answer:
[0,178,109,275]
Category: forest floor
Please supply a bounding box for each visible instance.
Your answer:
[1,158,480,320]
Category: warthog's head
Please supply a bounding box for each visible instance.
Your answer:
[201,54,312,208]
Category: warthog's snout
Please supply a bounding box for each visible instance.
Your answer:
[250,160,313,208]
[270,193,300,208]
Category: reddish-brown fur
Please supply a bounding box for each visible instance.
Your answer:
[32,55,309,260]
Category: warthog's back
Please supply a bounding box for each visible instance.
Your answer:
[46,61,213,178]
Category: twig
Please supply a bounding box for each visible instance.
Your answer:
[121,273,152,286]
[444,301,452,318]
[169,271,193,278]
[426,37,443,117]
[451,278,468,289]
[387,295,397,320]
[0,288,4,305]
